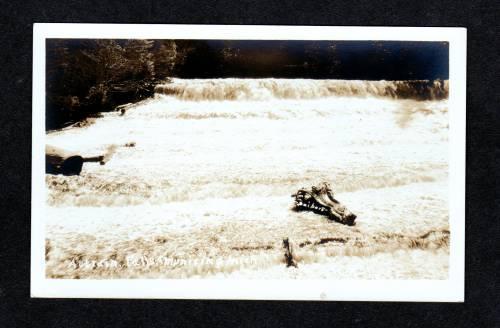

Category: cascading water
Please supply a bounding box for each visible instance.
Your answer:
[45,78,450,279]
[155,78,449,101]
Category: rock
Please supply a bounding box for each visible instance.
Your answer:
[46,145,84,175]
[46,145,106,176]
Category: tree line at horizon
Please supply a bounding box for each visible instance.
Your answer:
[46,39,192,129]
[46,39,448,130]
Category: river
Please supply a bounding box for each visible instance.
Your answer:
[45,78,450,279]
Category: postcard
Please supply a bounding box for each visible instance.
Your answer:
[32,24,466,301]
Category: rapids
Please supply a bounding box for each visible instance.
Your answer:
[45,78,450,279]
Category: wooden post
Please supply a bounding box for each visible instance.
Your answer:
[46,144,112,175]
[283,238,298,268]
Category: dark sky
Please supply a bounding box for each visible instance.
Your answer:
[176,40,449,80]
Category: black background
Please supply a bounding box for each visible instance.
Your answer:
[0,0,499,327]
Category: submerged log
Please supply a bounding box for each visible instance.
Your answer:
[46,145,105,176]
[292,182,357,226]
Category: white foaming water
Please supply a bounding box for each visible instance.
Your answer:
[155,78,449,101]
[47,79,449,206]
[45,79,450,279]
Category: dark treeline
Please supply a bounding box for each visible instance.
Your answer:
[46,39,190,129]
[46,39,448,130]
[180,40,449,80]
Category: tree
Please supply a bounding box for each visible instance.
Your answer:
[153,40,193,79]
[123,39,155,80]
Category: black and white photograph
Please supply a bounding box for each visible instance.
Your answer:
[31,24,465,300]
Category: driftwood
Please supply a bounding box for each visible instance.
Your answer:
[46,145,106,176]
[292,182,356,226]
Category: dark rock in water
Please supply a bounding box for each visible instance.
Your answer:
[46,145,84,175]
[292,182,357,226]
[46,145,105,176]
